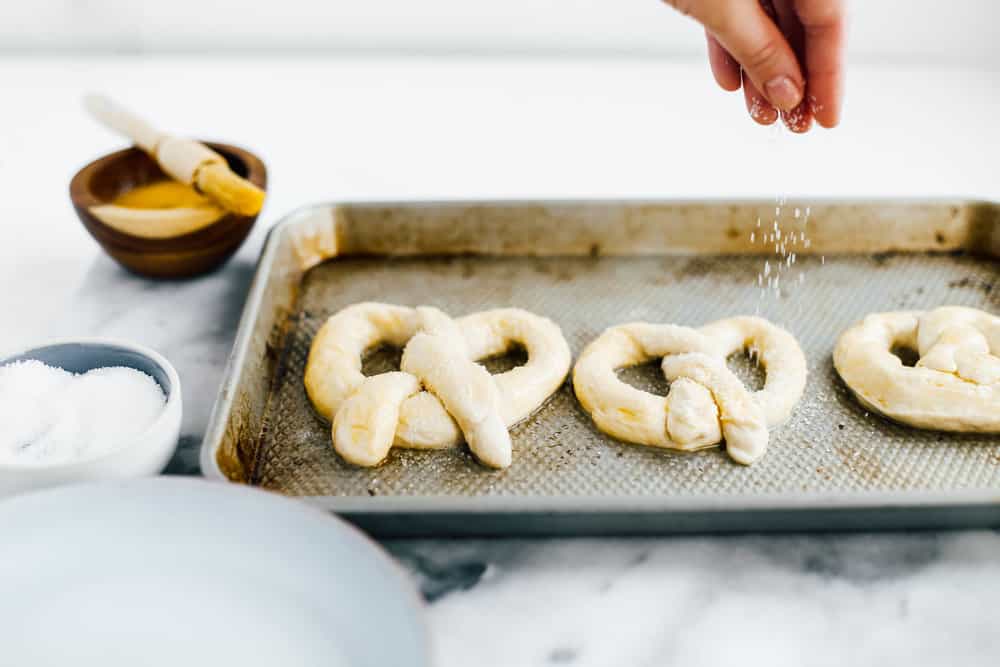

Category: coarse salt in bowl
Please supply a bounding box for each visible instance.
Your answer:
[0,339,182,496]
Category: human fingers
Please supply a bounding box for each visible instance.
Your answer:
[770,0,814,131]
[681,0,806,111]
[706,32,742,91]
[793,0,846,127]
[743,73,779,125]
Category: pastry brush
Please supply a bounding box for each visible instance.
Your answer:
[83,93,265,216]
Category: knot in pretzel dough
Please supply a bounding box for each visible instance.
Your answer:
[573,317,807,465]
[834,306,1000,431]
[304,303,572,468]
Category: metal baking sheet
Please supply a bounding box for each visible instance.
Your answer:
[201,200,1000,536]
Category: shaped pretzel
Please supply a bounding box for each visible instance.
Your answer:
[573,316,807,464]
[834,306,1000,431]
[305,303,572,468]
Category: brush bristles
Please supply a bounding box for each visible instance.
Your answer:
[196,163,265,216]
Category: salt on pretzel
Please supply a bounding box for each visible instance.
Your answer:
[572,316,807,464]
[834,306,1000,431]
[304,303,572,468]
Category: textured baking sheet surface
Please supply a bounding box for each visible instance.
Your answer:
[250,252,1000,497]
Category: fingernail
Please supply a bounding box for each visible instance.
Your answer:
[781,104,811,133]
[765,76,802,112]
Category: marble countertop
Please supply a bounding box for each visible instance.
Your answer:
[6,55,1000,665]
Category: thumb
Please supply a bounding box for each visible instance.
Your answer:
[679,0,805,112]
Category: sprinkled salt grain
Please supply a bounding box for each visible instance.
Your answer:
[753,194,817,305]
[0,361,166,465]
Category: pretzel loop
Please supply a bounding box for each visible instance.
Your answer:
[305,303,572,468]
[572,316,807,465]
[834,306,1000,431]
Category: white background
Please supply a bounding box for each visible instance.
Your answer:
[1,1,998,64]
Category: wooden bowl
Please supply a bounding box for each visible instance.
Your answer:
[70,142,267,279]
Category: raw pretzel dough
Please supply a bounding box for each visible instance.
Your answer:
[573,316,807,464]
[304,303,572,468]
[834,306,1000,431]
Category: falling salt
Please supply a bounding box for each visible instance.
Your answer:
[750,133,819,306]
[752,197,817,305]
[0,360,166,465]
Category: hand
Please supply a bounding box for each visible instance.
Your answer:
[665,0,845,132]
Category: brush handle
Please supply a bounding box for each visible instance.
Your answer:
[83,94,164,153]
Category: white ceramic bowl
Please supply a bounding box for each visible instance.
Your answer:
[0,339,182,496]
[0,478,430,666]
